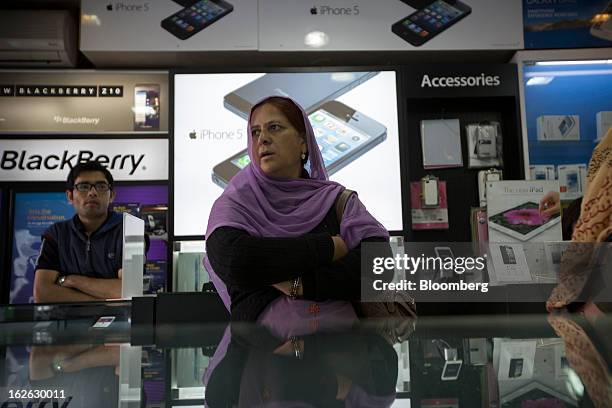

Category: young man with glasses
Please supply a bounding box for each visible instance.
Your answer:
[33,161,124,302]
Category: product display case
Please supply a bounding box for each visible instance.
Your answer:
[514,49,612,201]
[400,64,524,243]
[1,304,609,408]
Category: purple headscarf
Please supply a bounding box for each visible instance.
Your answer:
[204,96,389,310]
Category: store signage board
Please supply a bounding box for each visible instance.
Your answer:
[523,0,612,49]
[80,0,257,52]
[403,64,519,98]
[0,71,168,134]
[0,139,168,181]
[259,0,522,51]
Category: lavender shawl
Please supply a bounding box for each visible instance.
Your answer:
[204,96,388,310]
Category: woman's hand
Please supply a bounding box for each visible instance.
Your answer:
[539,191,561,217]
[332,235,348,261]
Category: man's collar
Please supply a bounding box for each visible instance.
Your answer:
[73,210,112,235]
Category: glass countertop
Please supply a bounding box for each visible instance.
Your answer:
[1,310,610,408]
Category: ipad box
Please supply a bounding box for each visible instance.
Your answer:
[486,180,562,243]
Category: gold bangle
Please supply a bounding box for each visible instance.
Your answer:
[289,276,301,299]
[290,336,303,359]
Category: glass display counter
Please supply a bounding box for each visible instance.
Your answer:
[1,303,610,407]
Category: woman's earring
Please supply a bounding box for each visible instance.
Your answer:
[301,153,306,160]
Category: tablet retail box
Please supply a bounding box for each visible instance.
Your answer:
[487,181,562,286]
[487,180,562,243]
[536,115,580,141]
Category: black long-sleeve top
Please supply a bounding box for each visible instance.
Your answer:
[205,205,388,321]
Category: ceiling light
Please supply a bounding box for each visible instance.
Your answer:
[526,76,554,86]
[535,60,610,66]
[304,31,329,48]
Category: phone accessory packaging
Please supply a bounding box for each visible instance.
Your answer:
[410,180,449,230]
[487,243,532,284]
[557,164,587,200]
[470,207,489,256]
[536,115,580,141]
[529,165,556,181]
[467,122,503,168]
[495,339,537,381]
[421,176,439,208]
[478,169,503,207]
[596,111,612,142]
[420,119,463,169]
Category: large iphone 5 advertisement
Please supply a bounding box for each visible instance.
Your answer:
[259,0,522,51]
[173,71,403,236]
[81,0,256,52]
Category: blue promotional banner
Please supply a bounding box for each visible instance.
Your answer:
[524,0,612,49]
[523,61,612,199]
[10,192,74,304]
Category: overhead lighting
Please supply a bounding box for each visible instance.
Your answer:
[331,72,358,82]
[535,60,611,66]
[525,69,612,77]
[591,13,611,23]
[81,14,101,26]
[526,76,554,86]
[304,31,329,48]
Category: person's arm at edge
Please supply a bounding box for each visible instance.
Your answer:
[33,269,98,303]
[62,273,122,300]
[34,231,99,302]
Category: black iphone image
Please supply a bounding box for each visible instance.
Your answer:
[161,0,233,40]
[172,0,198,6]
[134,84,160,131]
[211,101,387,188]
[392,0,472,46]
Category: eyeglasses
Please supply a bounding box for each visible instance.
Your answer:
[73,182,112,193]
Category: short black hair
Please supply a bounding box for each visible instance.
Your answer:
[66,161,114,191]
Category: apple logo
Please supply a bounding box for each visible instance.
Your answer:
[310,6,318,15]
[189,130,196,139]
[106,3,113,11]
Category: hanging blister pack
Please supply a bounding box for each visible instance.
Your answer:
[467,121,503,168]
[478,168,503,208]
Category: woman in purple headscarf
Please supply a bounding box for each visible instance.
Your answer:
[204,96,390,321]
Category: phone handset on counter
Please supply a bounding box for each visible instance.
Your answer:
[421,175,440,208]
